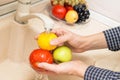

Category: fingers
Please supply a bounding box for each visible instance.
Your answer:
[50,36,68,45]
[51,28,66,35]
[50,28,70,45]
[35,28,71,46]
[34,34,39,40]
[37,63,59,73]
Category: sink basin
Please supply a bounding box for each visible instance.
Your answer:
[0,1,120,80]
[0,16,39,80]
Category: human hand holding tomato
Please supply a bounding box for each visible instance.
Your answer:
[29,31,57,71]
[29,31,72,73]
[29,49,53,71]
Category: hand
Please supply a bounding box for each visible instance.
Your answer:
[37,60,89,78]
[50,28,107,52]
[50,28,88,53]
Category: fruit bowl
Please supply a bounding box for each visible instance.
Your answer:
[49,0,90,25]
[49,10,90,25]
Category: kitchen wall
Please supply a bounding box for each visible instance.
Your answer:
[0,0,15,5]
[0,0,43,16]
[86,0,120,23]
[1,0,120,23]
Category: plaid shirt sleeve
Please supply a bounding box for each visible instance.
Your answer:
[84,66,120,80]
[103,26,120,51]
[84,27,120,80]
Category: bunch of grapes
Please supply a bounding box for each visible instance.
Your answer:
[51,0,86,6]
[73,4,90,23]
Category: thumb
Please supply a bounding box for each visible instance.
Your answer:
[50,36,68,45]
[37,63,58,72]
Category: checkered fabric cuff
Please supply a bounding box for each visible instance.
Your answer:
[84,66,120,80]
[103,27,120,51]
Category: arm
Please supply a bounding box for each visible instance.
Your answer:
[84,26,120,80]
[50,28,108,53]
[84,66,120,80]
[37,61,120,80]
[103,26,120,51]
[82,26,120,51]
[36,27,120,79]
[51,27,120,52]
[83,32,107,51]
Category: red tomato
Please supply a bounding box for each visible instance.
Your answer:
[29,49,53,70]
[52,5,67,19]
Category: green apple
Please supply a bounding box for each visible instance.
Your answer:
[53,46,72,63]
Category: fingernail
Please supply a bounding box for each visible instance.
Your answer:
[36,63,43,67]
[36,62,40,66]
[50,40,57,45]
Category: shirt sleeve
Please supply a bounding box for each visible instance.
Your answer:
[103,26,120,51]
[84,66,120,80]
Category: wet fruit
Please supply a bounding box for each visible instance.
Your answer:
[29,49,53,70]
[65,10,78,24]
[50,0,90,24]
[37,31,57,50]
[53,46,72,63]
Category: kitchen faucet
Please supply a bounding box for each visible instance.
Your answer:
[14,0,51,80]
[14,0,54,32]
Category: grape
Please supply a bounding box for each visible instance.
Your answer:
[73,5,79,12]
[73,4,90,23]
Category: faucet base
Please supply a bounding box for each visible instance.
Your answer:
[18,0,31,5]
[14,16,27,24]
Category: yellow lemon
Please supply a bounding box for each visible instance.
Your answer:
[65,10,78,24]
[37,32,57,51]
